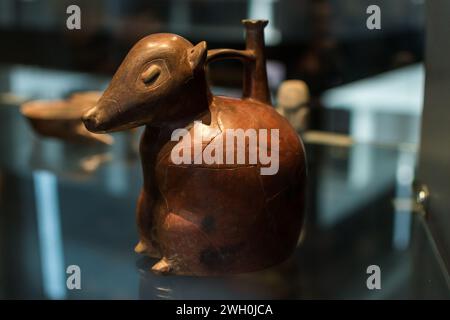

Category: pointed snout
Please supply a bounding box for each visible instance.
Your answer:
[82,98,123,133]
[82,106,102,132]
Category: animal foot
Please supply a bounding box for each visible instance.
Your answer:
[134,241,147,254]
[151,257,173,275]
[134,241,161,258]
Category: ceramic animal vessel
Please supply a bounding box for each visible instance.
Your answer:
[83,20,306,275]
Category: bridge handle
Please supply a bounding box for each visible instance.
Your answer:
[206,49,255,64]
[205,19,271,105]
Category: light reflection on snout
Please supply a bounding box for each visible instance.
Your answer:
[82,106,100,132]
[82,98,121,133]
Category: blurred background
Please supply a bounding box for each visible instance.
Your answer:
[0,0,449,300]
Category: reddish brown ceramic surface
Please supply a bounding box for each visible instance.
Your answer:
[83,20,306,275]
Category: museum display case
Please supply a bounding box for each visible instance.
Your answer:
[0,0,449,300]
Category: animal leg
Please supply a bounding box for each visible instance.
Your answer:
[135,188,162,258]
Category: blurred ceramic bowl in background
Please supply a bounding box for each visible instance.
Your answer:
[21,91,113,145]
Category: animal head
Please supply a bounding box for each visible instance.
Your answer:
[83,33,207,133]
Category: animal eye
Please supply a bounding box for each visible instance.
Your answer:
[141,65,161,85]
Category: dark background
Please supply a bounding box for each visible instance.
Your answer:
[0,0,424,97]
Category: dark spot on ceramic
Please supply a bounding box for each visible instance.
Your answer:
[201,215,215,233]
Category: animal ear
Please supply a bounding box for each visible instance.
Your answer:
[188,41,207,72]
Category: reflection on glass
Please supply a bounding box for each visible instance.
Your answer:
[33,170,66,300]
